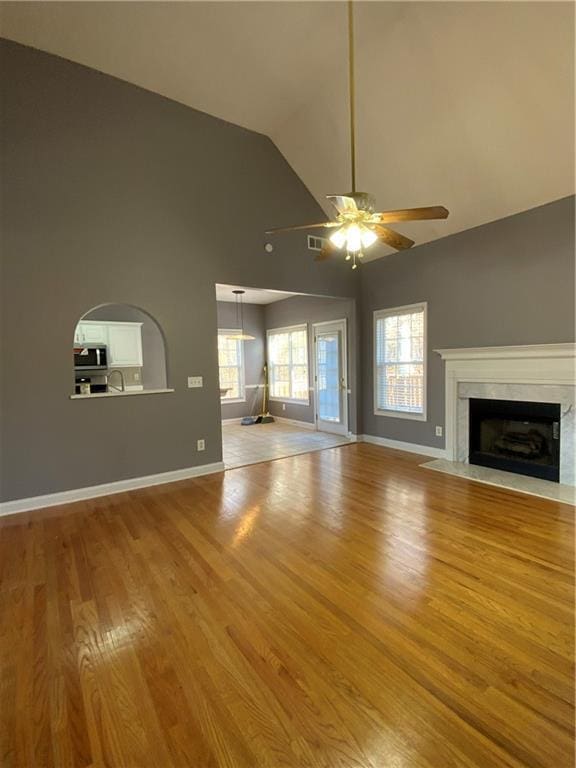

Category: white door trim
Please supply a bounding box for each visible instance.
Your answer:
[313,319,349,436]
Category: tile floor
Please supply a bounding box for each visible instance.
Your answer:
[222,420,353,469]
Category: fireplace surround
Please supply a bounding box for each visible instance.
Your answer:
[436,344,575,487]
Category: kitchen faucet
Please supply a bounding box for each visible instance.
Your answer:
[106,369,126,393]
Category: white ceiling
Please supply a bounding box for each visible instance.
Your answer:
[1,1,574,261]
[215,284,301,305]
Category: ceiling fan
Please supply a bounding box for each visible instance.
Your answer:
[266,1,449,269]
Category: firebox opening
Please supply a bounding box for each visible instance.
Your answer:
[469,398,561,482]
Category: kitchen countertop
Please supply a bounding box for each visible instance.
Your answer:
[70,388,174,400]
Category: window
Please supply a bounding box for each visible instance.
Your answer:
[374,303,426,420]
[218,331,245,402]
[267,325,309,403]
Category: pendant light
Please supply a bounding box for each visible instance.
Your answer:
[226,290,255,341]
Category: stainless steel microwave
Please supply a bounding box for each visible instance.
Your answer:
[74,345,108,370]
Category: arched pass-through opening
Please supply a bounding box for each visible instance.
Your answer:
[72,303,170,397]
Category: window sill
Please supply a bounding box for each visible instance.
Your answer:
[374,408,427,421]
[70,388,174,400]
[221,398,246,405]
[269,397,310,406]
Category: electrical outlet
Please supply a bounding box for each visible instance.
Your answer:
[134,371,141,382]
[435,426,443,437]
[197,439,205,451]
[282,403,286,411]
[188,376,203,388]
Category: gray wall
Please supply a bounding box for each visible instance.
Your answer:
[263,295,359,434]
[216,301,265,419]
[83,304,168,390]
[360,195,575,448]
[2,40,573,503]
[0,40,356,502]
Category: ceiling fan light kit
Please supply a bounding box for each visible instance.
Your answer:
[265,0,449,268]
[329,222,378,251]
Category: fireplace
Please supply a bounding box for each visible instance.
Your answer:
[469,398,561,482]
[436,344,575,488]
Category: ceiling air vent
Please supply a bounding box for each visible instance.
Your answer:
[307,235,327,251]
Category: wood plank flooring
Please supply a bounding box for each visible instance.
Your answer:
[0,443,574,768]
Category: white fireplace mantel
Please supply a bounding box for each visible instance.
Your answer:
[435,343,576,484]
[436,343,576,362]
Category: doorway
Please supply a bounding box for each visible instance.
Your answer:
[313,319,348,436]
[215,285,355,469]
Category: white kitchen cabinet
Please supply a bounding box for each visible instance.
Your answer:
[80,323,108,344]
[107,323,143,367]
[75,322,107,344]
[73,320,143,366]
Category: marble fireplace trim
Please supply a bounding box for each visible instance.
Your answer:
[436,344,576,486]
[456,382,575,485]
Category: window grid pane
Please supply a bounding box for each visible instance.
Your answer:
[375,308,425,415]
[267,326,309,402]
[218,331,244,400]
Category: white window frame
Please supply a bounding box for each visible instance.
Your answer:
[218,329,246,404]
[373,302,427,421]
[266,323,310,405]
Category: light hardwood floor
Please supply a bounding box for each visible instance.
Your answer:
[1,443,573,768]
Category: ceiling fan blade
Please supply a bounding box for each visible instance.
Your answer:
[265,221,339,234]
[373,224,415,251]
[370,206,449,224]
[326,195,358,215]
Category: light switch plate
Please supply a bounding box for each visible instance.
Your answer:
[188,376,203,388]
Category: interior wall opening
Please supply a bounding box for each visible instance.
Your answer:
[215,283,357,470]
[72,303,169,397]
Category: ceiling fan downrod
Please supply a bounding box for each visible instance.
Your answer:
[263,0,449,269]
[348,0,357,196]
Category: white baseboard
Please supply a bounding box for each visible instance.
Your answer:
[0,461,225,518]
[360,434,446,459]
[273,416,316,430]
[222,416,316,430]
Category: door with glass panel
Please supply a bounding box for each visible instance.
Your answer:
[314,320,348,436]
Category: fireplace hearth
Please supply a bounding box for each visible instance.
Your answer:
[469,398,561,482]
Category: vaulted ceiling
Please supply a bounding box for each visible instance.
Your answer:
[1,1,574,260]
